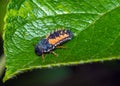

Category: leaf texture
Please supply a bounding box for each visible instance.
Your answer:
[3,0,120,81]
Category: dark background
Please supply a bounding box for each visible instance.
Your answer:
[1,58,120,86]
[0,0,120,86]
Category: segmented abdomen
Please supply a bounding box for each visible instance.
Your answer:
[47,29,73,46]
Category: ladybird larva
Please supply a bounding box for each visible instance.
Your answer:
[35,29,73,59]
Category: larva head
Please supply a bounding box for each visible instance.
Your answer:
[35,45,43,56]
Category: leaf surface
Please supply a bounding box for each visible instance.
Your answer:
[3,0,120,81]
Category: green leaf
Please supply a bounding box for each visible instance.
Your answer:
[3,0,120,82]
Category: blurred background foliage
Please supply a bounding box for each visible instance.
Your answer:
[0,0,120,86]
[0,0,9,35]
[0,0,9,78]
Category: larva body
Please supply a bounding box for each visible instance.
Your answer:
[35,29,73,56]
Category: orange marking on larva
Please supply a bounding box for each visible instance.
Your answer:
[55,37,61,41]
[48,39,57,45]
[48,34,69,45]
[59,34,69,40]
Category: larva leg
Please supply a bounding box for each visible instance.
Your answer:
[57,46,66,48]
[50,51,58,57]
[42,53,45,60]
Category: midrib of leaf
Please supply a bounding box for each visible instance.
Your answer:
[69,4,120,58]
[74,4,120,61]
[92,32,120,58]
[79,4,120,34]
